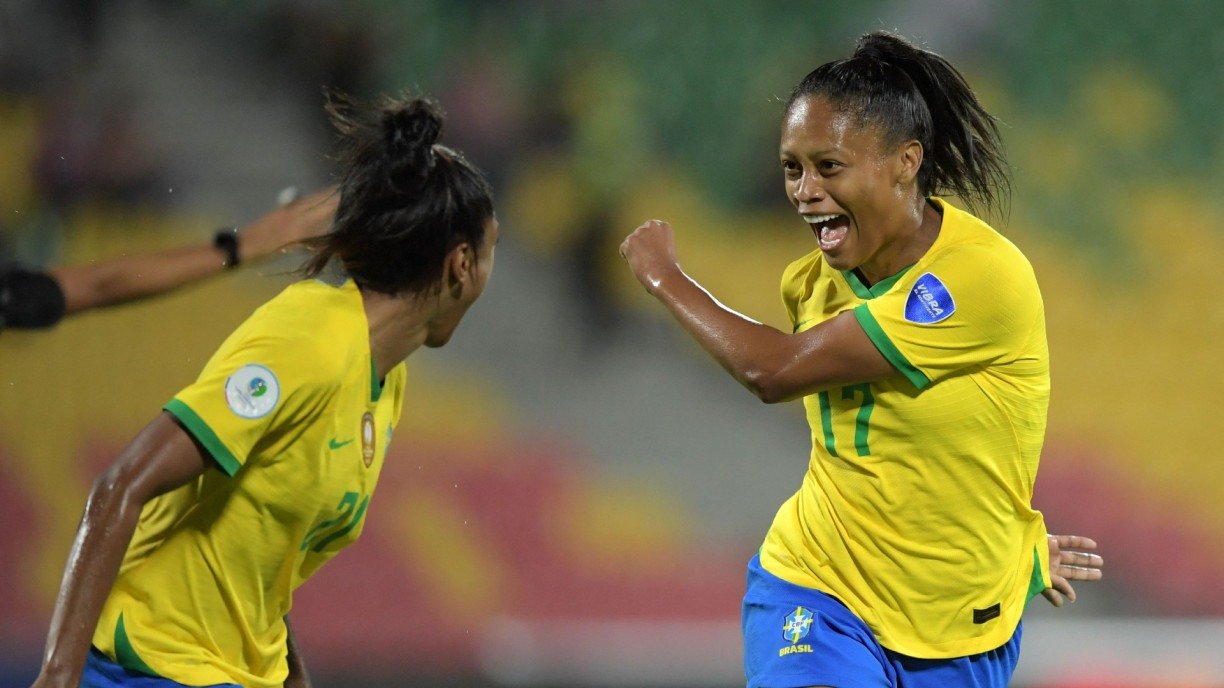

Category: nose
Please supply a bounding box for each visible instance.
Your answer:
[792,172,825,205]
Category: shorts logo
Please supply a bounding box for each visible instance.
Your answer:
[904,273,955,324]
[782,606,814,644]
[225,364,280,419]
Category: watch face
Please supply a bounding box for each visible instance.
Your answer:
[214,229,240,268]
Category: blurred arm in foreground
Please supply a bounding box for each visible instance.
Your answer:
[0,187,337,329]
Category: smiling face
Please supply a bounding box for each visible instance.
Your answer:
[780,95,926,279]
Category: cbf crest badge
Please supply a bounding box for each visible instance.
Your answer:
[360,412,376,467]
[783,606,814,643]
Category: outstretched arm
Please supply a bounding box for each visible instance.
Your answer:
[48,188,337,316]
[1042,534,1104,607]
[619,219,896,402]
[32,413,213,688]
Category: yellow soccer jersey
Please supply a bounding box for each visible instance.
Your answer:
[92,279,406,688]
[759,198,1053,659]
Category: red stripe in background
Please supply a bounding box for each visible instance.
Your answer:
[1035,443,1224,616]
[291,440,744,671]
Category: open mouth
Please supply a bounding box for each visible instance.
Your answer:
[804,213,850,252]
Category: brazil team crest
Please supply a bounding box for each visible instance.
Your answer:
[361,412,376,467]
[782,606,814,643]
[905,272,955,324]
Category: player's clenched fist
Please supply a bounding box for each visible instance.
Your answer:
[620,219,681,292]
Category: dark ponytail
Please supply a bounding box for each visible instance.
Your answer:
[787,31,1010,219]
[303,92,494,295]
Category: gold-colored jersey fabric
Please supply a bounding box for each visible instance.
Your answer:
[92,279,406,687]
[759,198,1052,658]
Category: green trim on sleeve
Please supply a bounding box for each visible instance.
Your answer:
[1026,545,1046,603]
[852,305,931,390]
[163,398,241,476]
[114,612,161,678]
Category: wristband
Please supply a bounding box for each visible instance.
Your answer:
[213,228,241,269]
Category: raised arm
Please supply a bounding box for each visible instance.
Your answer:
[620,219,896,402]
[32,413,214,688]
[48,188,337,316]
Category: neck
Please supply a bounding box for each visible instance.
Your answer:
[361,288,434,379]
[857,198,942,285]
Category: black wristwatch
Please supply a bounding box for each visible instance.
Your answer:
[213,228,241,269]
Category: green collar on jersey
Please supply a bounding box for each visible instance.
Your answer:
[841,264,913,300]
[370,360,383,403]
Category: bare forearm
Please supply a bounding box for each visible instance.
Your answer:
[622,219,896,401]
[51,243,229,315]
[649,268,792,397]
[38,481,144,685]
[284,617,312,688]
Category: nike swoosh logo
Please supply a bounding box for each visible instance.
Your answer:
[793,318,814,333]
[328,438,354,450]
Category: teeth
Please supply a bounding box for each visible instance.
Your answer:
[804,213,840,224]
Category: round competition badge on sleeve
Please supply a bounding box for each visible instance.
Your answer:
[225,364,281,419]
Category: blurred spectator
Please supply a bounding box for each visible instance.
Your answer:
[33,85,165,211]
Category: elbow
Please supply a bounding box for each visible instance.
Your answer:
[86,467,142,520]
[742,368,791,404]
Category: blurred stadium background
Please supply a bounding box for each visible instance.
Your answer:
[2,1,1223,686]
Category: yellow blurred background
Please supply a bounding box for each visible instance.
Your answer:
[2,2,1221,686]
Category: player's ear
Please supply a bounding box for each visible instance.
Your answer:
[895,139,923,186]
[441,242,476,297]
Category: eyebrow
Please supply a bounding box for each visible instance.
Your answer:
[779,147,842,158]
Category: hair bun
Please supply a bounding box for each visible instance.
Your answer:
[381,98,444,194]
[854,31,915,64]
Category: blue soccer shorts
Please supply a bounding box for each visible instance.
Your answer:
[742,554,1021,688]
[82,648,241,688]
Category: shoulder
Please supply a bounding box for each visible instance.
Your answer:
[218,280,364,389]
[780,248,824,303]
[930,204,1038,290]
[782,248,824,285]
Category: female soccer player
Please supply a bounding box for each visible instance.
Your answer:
[31,94,498,688]
[621,32,1102,687]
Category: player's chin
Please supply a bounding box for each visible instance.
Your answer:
[424,330,455,348]
[821,248,857,271]
[424,321,462,348]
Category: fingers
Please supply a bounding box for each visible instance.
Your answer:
[1054,564,1103,582]
[1050,534,1098,551]
[619,219,673,260]
[1041,588,1064,607]
[1052,575,1077,603]
[1041,576,1077,607]
[1058,550,1104,570]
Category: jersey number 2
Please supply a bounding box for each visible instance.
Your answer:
[300,491,370,553]
[817,383,874,457]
